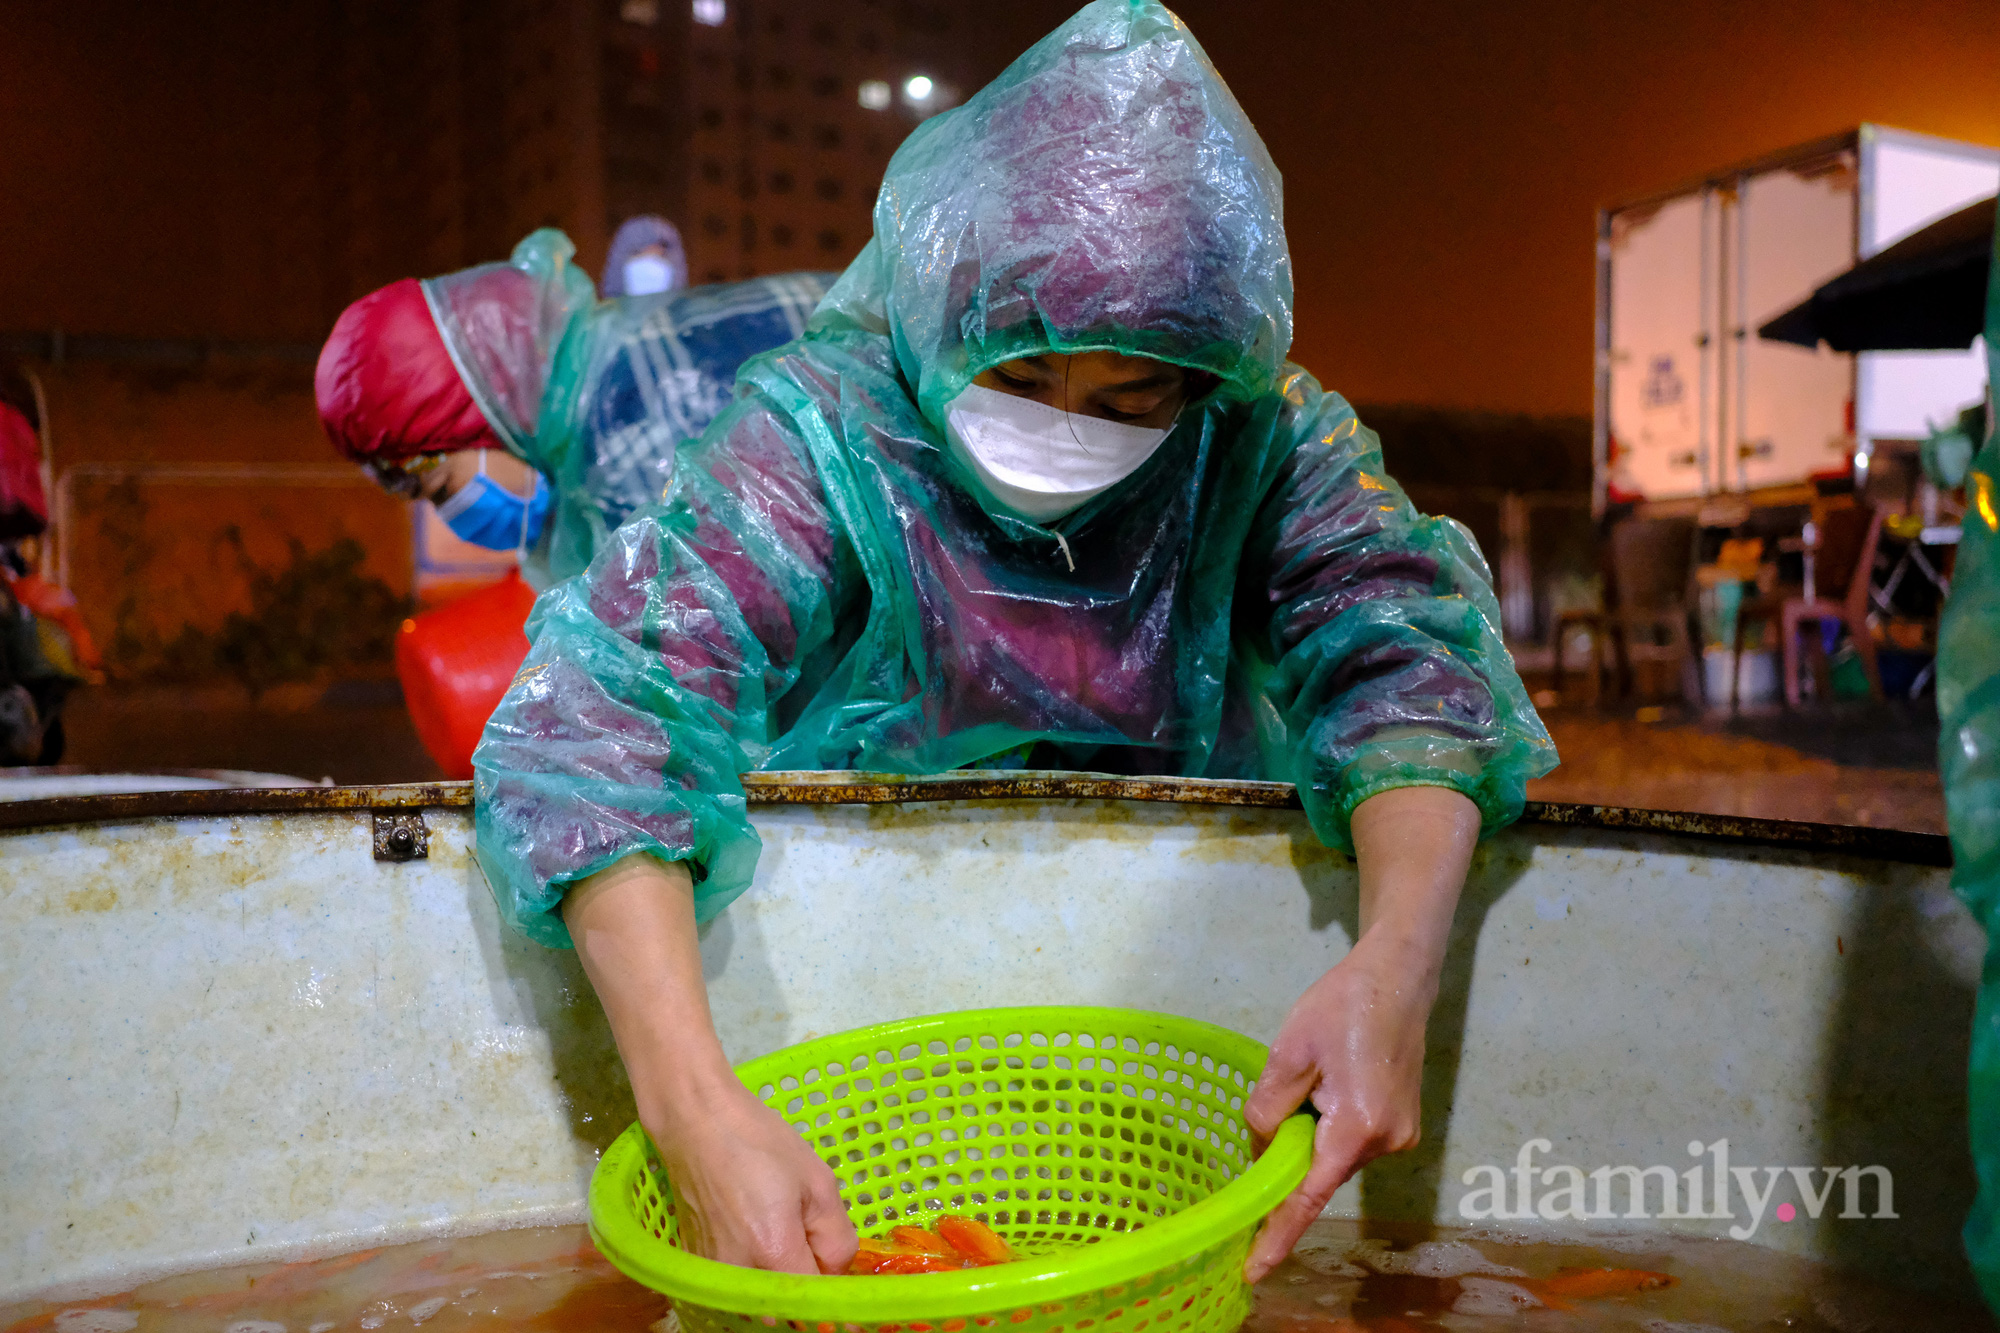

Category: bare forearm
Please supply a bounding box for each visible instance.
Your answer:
[1241,784,1482,1276]
[562,854,736,1129]
[1347,785,1481,994]
[562,852,857,1273]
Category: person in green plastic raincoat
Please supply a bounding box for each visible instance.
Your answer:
[1941,199,2000,1315]
[474,0,1556,1277]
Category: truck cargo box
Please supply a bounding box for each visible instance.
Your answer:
[1596,125,1999,509]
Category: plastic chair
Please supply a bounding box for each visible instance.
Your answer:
[1550,517,1699,704]
[1550,523,1615,702]
[1725,580,1787,712]
[1549,606,1610,702]
[1607,517,1701,704]
[1774,504,1884,707]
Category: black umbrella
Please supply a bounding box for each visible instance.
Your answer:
[1758,195,1994,352]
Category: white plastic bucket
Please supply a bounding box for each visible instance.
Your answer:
[1704,646,1780,703]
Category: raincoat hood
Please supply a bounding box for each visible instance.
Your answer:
[814,0,1290,430]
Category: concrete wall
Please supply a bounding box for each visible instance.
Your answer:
[30,359,411,683]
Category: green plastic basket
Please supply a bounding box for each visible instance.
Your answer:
[589,1006,1313,1333]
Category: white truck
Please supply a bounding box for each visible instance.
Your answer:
[1596,125,2000,512]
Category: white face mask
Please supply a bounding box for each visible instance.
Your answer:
[944,382,1174,523]
[621,253,677,296]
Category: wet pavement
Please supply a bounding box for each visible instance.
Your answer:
[1526,699,1944,833]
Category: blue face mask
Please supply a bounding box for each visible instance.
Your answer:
[434,455,551,551]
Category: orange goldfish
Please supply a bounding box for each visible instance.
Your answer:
[1518,1266,1676,1310]
[935,1216,1016,1267]
[890,1226,962,1258]
[847,1217,1019,1275]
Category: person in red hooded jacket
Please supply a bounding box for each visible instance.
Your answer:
[317,229,833,588]
[0,355,95,762]
[0,354,48,547]
[316,230,835,776]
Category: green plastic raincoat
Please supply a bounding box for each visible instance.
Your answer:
[472,0,1557,947]
[1944,208,2000,1313]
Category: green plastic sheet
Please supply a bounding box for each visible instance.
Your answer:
[1946,205,2000,1314]
[472,0,1556,947]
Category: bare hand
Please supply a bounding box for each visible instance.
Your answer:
[1239,945,1434,1282]
[562,856,858,1275]
[649,1083,858,1274]
[1235,786,1478,1282]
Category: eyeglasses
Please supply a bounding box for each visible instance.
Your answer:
[363,453,446,499]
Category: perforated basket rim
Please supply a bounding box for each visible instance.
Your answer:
[588,1005,1315,1320]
